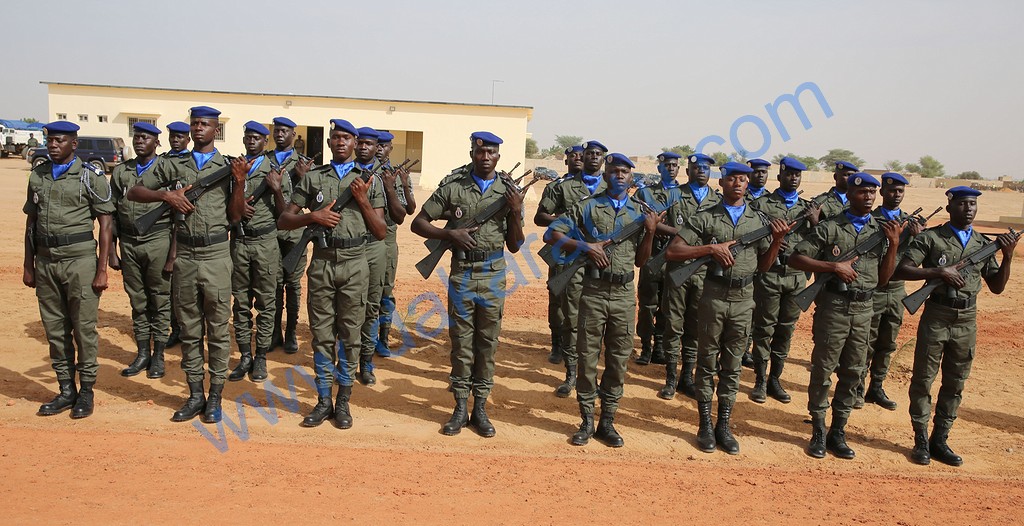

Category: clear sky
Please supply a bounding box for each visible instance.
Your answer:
[5,0,1022,177]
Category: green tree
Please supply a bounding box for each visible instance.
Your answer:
[710,152,730,166]
[956,170,981,180]
[21,117,39,124]
[904,163,921,174]
[883,160,904,172]
[554,135,583,151]
[662,145,695,158]
[772,153,821,170]
[918,155,945,178]
[525,138,539,158]
[732,149,749,163]
[818,149,866,171]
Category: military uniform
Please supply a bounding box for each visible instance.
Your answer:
[110,155,173,379]
[358,162,388,383]
[26,154,114,417]
[814,187,848,220]
[377,159,410,357]
[634,180,682,365]
[272,148,309,353]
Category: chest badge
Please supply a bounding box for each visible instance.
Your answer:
[938,254,947,266]
[32,192,39,204]
[832,244,841,257]
[592,226,600,238]
[710,236,718,244]
[315,191,324,203]
[123,186,128,198]
[455,206,463,219]
[676,215,684,225]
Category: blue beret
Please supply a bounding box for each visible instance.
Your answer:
[945,186,982,200]
[779,156,807,171]
[42,121,80,134]
[166,121,190,134]
[377,131,394,143]
[847,172,880,188]
[189,106,221,119]
[329,119,359,136]
[357,127,380,141]
[243,121,270,136]
[272,117,296,128]
[132,122,161,136]
[582,140,608,152]
[470,131,503,146]
[604,153,635,168]
[747,158,771,168]
[835,160,859,172]
[688,153,715,165]
[881,172,909,186]
[564,145,584,155]
[720,161,754,177]
[657,152,682,162]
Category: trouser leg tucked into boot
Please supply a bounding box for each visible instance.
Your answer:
[929,423,963,466]
[172,381,206,422]
[201,383,224,424]
[865,379,897,411]
[807,415,826,458]
[696,401,716,453]
[911,423,931,465]
[122,338,151,377]
[555,360,576,398]
[766,357,791,403]
[442,395,469,436]
[657,361,678,400]
[301,385,334,428]
[593,406,624,448]
[750,360,767,403]
[147,341,166,379]
[571,402,595,446]
[38,379,77,416]
[634,338,652,365]
[677,359,697,399]
[71,381,95,419]
[333,384,353,429]
[228,344,253,382]
[469,396,496,438]
[547,332,563,365]
[826,415,856,459]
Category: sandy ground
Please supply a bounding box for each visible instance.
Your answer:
[2,157,1023,525]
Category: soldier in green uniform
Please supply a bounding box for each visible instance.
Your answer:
[813,160,859,220]
[353,127,388,385]
[897,186,1016,466]
[534,141,605,397]
[545,153,659,447]
[857,172,924,410]
[411,131,525,437]
[634,152,682,369]
[227,121,288,383]
[666,162,790,454]
[739,158,773,368]
[127,106,246,424]
[789,173,903,459]
[659,153,722,398]
[109,122,173,380]
[534,144,585,368]
[163,121,192,348]
[375,131,416,357]
[747,157,819,404]
[269,117,312,354]
[279,119,387,429]
[26,121,114,419]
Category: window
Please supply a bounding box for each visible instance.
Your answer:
[215,120,227,141]
[78,139,95,150]
[127,116,157,136]
[78,114,88,122]
[56,113,67,120]
[98,115,108,123]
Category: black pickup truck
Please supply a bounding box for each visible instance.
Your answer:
[26,136,125,172]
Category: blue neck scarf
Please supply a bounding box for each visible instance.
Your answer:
[834,188,848,205]
[358,161,374,172]
[748,185,766,198]
[689,182,709,204]
[472,172,496,194]
[245,154,265,177]
[724,203,746,226]
[135,157,156,177]
[949,224,973,248]
[50,157,76,180]
[880,206,901,221]
[608,193,628,212]
[331,160,355,180]
[169,148,190,156]
[581,172,601,194]
[845,210,871,233]
[192,149,217,171]
[274,149,293,166]
[777,188,799,209]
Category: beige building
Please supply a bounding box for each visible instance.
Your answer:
[42,81,533,188]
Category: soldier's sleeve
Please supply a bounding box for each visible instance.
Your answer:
[420,184,450,221]
[980,237,1001,278]
[291,171,314,211]
[22,177,37,215]
[537,183,559,214]
[150,159,175,189]
[793,221,830,259]
[675,213,704,246]
[902,230,932,267]
[549,202,582,238]
[367,175,386,209]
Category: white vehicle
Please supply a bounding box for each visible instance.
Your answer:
[1,124,43,158]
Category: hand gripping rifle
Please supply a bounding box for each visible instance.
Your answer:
[902,228,1019,314]
[664,220,786,288]
[133,157,235,235]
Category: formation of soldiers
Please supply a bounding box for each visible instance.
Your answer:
[24,109,1018,468]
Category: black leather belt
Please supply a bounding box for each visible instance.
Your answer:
[928,295,976,309]
[325,236,366,249]
[119,222,170,238]
[177,230,229,247]
[35,231,93,248]
[707,274,755,288]
[364,233,382,244]
[454,249,503,262]
[826,282,874,302]
[769,264,790,273]
[585,267,634,284]
[232,223,277,239]
[777,253,790,266]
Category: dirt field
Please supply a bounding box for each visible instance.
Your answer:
[2,157,1023,525]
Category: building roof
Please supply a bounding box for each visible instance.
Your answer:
[41,81,534,112]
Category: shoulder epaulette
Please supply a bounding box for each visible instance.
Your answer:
[83,161,105,176]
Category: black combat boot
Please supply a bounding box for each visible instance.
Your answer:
[172,381,206,422]
[911,424,931,465]
[657,361,678,400]
[333,385,353,429]
[442,397,469,436]
[555,362,576,398]
[634,338,652,365]
[852,383,865,410]
[807,415,827,459]
[929,423,963,466]
[358,360,376,386]
[376,322,392,358]
[283,287,299,354]
[121,338,151,377]
[741,351,755,369]
[826,415,856,459]
[251,348,269,382]
[650,336,667,365]
[715,402,740,455]
[147,341,166,379]
[571,405,595,446]
[301,386,334,428]
[677,360,697,399]
[228,344,253,382]
[38,379,77,416]
[766,357,791,403]
[750,360,767,403]
[165,316,181,348]
[594,409,624,448]
[270,286,284,350]
[547,333,563,365]
[70,381,95,419]
[201,383,224,424]
[696,401,716,453]
[469,397,496,438]
[864,380,898,411]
